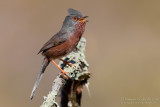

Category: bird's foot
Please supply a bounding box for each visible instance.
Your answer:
[59,71,70,79]
[60,70,71,78]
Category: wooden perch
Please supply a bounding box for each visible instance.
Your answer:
[41,37,90,107]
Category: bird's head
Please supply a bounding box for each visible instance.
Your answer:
[61,8,88,32]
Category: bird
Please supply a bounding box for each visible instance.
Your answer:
[30,8,88,100]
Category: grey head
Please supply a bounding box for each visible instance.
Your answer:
[61,8,88,32]
[68,8,83,18]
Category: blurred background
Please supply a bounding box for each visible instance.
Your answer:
[0,0,160,107]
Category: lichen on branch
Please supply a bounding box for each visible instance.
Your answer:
[41,37,90,107]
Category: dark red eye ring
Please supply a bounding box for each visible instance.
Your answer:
[73,17,77,21]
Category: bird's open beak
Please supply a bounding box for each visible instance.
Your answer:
[78,16,88,22]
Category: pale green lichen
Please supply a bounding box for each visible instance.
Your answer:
[41,91,58,107]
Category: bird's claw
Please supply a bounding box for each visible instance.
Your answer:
[59,71,70,79]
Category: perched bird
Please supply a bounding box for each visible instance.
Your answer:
[30,8,88,100]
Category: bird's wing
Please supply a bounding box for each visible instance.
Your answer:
[38,32,68,54]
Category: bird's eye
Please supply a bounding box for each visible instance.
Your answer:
[73,17,77,21]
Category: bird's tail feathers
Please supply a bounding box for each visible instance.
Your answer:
[30,57,50,100]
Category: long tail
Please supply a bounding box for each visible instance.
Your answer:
[30,57,50,100]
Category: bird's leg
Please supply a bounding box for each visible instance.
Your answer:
[59,59,76,68]
[51,59,70,78]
